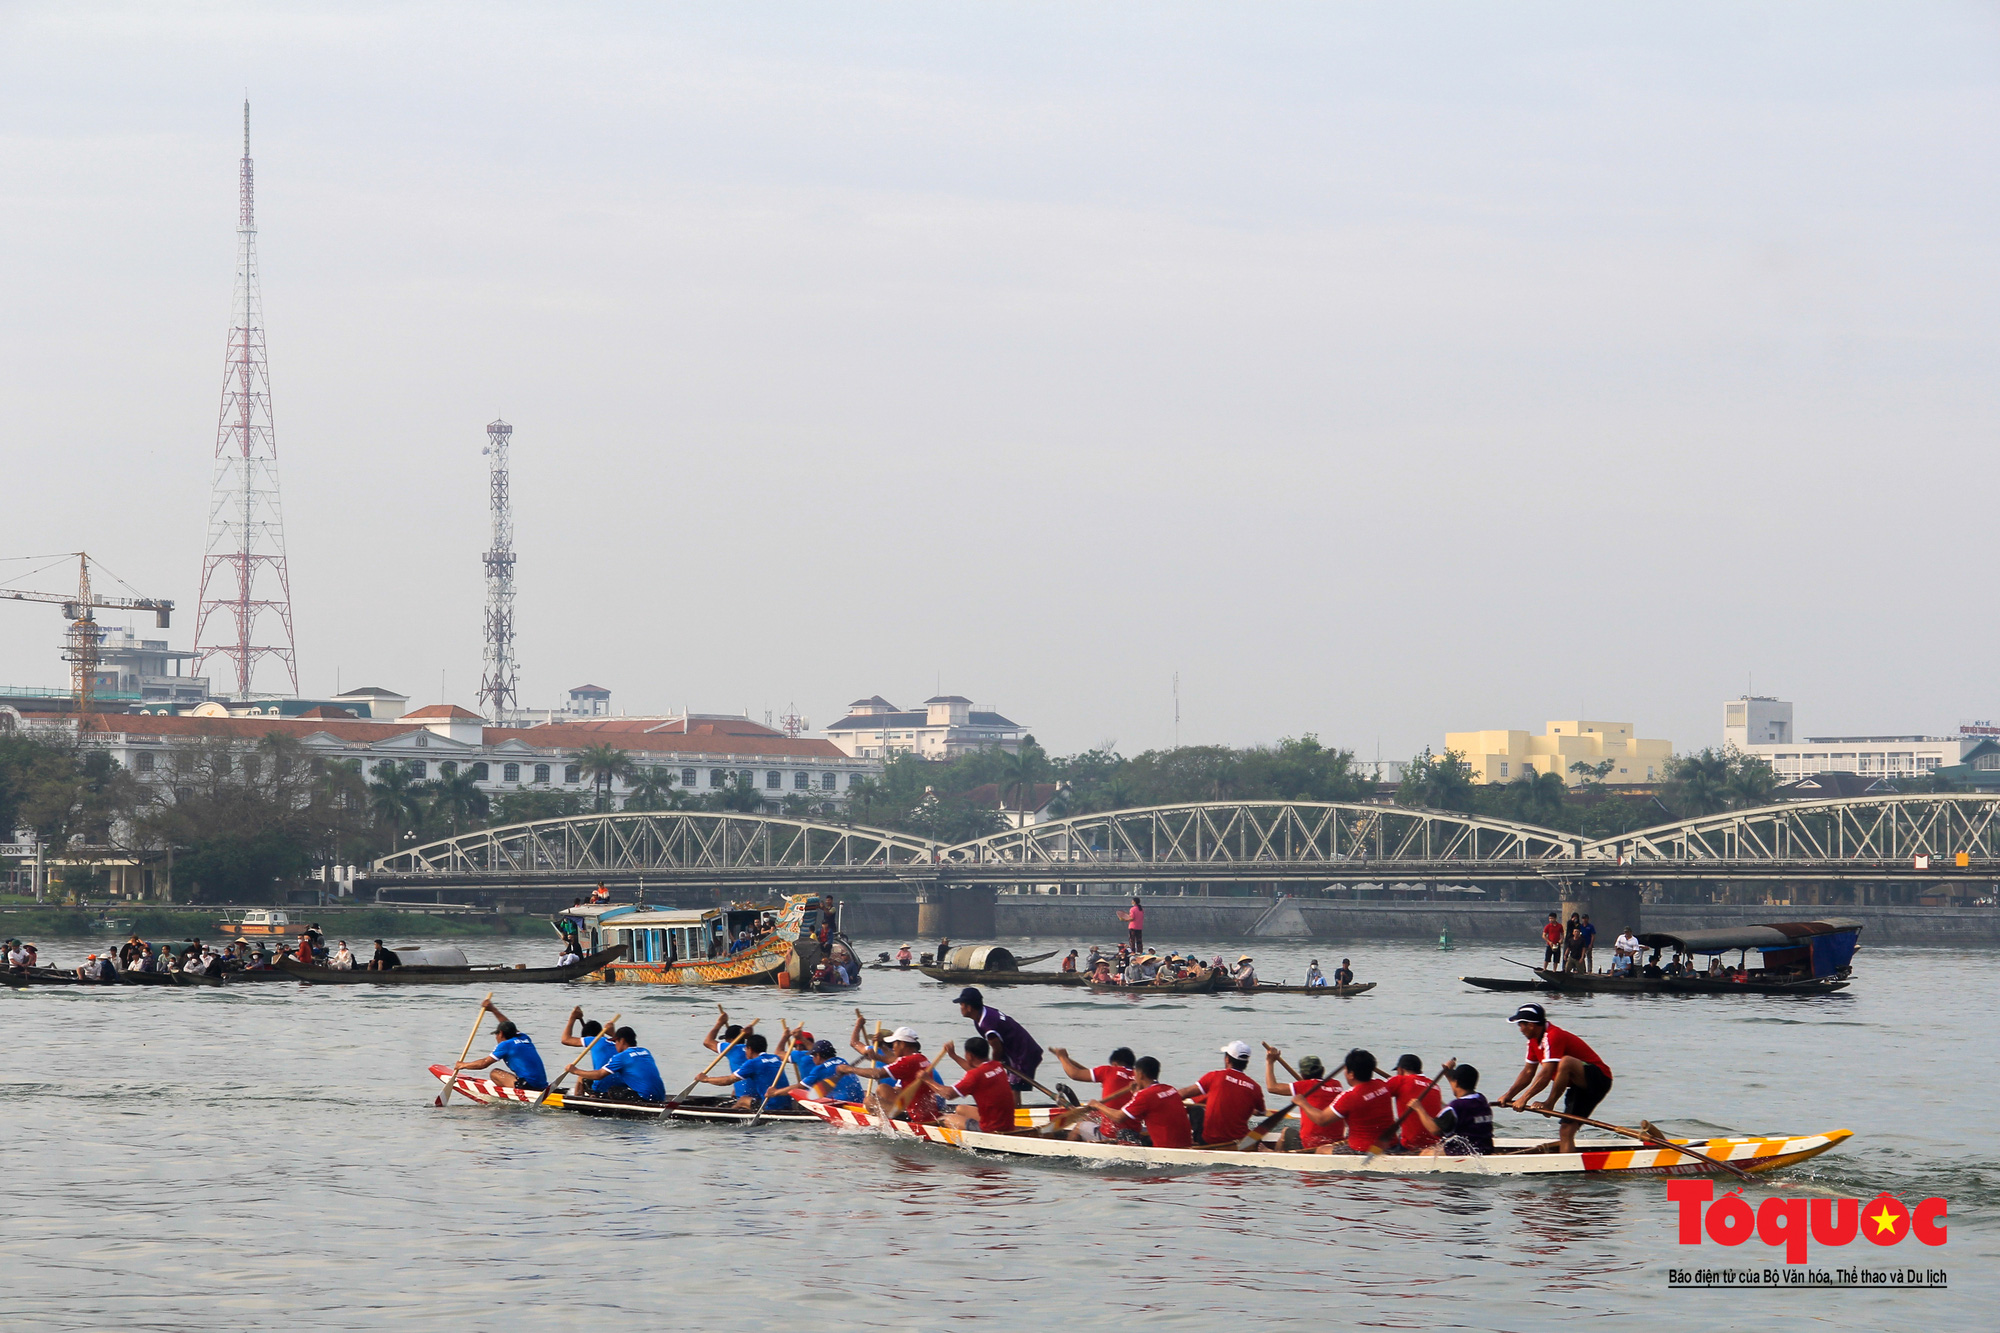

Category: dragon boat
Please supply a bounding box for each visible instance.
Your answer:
[796,1101,1853,1177]
[553,893,857,988]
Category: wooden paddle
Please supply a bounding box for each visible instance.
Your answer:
[437,992,495,1107]
[535,1012,619,1107]
[748,1031,799,1127]
[671,1017,759,1105]
[1504,1103,1756,1182]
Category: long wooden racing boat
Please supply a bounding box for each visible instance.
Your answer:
[281,945,625,985]
[1241,981,1377,997]
[798,1101,1853,1177]
[1463,970,1849,996]
[4,965,216,989]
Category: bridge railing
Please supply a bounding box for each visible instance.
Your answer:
[1581,792,2000,864]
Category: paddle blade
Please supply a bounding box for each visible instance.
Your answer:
[433,1095,444,1107]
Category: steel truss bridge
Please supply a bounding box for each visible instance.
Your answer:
[363,795,2000,897]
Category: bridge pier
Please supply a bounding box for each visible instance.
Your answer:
[1559,880,1643,946]
[914,882,996,940]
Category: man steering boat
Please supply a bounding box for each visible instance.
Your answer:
[1495,1002,1613,1153]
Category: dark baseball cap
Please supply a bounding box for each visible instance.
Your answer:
[1508,1003,1546,1024]
[954,987,983,1007]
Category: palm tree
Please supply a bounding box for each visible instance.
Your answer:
[623,766,680,811]
[574,744,635,813]
[1662,749,1732,818]
[428,767,490,834]
[367,761,425,842]
[846,776,886,827]
[1723,756,1777,810]
[1000,742,1049,828]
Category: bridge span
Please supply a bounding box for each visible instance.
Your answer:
[363,795,2000,905]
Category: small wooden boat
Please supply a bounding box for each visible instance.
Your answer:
[1241,981,1377,997]
[3,965,216,989]
[916,967,1085,987]
[1086,970,1225,995]
[279,945,625,985]
[798,1101,1854,1177]
[216,908,298,937]
[1465,917,1864,997]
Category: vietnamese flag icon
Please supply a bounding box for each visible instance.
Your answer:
[1862,1194,1909,1245]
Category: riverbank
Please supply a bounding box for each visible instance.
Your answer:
[0,906,533,940]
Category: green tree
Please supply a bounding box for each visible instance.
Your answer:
[1661,748,1733,818]
[1396,747,1476,812]
[1722,754,1778,809]
[622,766,683,811]
[367,760,425,841]
[425,766,490,834]
[492,788,589,824]
[574,744,635,813]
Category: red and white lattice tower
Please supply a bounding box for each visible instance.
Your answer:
[193,100,299,699]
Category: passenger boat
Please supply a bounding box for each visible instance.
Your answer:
[216,909,297,937]
[1463,918,1863,996]
[1086,970,1226,995]
[553,894,856,989]
[796,1101,1853,1177]
[278,945,625,986]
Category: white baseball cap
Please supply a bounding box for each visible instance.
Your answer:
[886,1026,920,1045]
[1220,1040,1252,1060]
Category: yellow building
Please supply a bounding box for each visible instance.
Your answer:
[1445,720,1673,786]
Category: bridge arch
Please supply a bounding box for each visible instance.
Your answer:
[370,810,936,881]
[939,801,1582,868]
[1582,792,2000,864]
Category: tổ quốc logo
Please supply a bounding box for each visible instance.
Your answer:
[1668,1181,1947,1263]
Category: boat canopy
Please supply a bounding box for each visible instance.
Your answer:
[605,909,717,928]
[1637,918,1862,977]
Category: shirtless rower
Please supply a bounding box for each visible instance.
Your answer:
[1495,1002,1613,1153]
[454,1000,548,1091]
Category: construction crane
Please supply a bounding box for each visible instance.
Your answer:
[0,552,174,715]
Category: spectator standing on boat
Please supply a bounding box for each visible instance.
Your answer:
[1612,929,1641,975]
[954,988,1045,1091]
[329,941,355,970]
[1090,1055,1192,1148]
[1578,915,1598,973]
[938,1037,1018,1134]
[1262,1045,1340,1153]
[1176,1041,1266,1146]
[1120,896,1145,951]
[1496,1002,1614,1154]
[1334,959,1355,988]
[571,1026,666,1104]
[1560,914,1582,972]
[1384,1055,1444,1152]
[1541,914,1563,967]
[456,1001,548,1091]
[1406,1061,1493,1156]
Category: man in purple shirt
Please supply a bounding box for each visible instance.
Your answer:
[955,987,1044,1091]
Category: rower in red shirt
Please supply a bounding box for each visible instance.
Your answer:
[1384,1054,1445,1151]
[846,1026,943,1126]
[1299,1049,1397,1152]
[1175,1041,1266,1146]
[1496,1002,1614,1153]
[939,1036,1018,1134]
[1049,1044,1137,1141]
[1261,1043,1341,1152]
[1090,1055,1192,1149]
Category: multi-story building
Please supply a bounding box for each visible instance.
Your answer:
[824,695,1026,760]
[1723,697,1975,781]
[1446,720,1674,786]
[11,703,882,812]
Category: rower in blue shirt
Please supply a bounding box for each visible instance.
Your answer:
[797,1039,867,1102]
[696,1032,793,1108]
[572,1025,666,1103]
[560,1006,617,1072]
[453,1000,548,1091]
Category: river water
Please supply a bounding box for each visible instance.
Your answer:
[3,932,1990,1330]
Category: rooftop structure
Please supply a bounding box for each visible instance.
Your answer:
[824,694,1027,760]
[1724,697,1977,782]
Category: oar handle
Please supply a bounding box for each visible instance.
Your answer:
[1504,1103,1755,1182]
[537,1012,620,1105]
[1370,1065,1450,1156]
[438,991,496,1108]
[672,1017,760,1102]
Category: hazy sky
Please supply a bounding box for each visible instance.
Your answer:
[2,4,1995,759]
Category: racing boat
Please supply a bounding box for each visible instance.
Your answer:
[795,1101,1853,1177]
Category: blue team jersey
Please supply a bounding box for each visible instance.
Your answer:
[737,1052,784,1100]
[492,1035,548,1088]
[583,1034,616,1068]
[598,1046,665,1101]
[803,1059,864,1102]
[725,1043,755,1096]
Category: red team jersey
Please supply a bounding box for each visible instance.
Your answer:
[886,1053,941,1124]
[1118,1081,1193,1148]
[1525,1024,1611,1077]
[1384,1072,1443,1149]
[951,1060,1018,1133]
[1289,1077,1342,1151]
[1330,1078,1397,1152]
[1194,1068,1266,1144]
